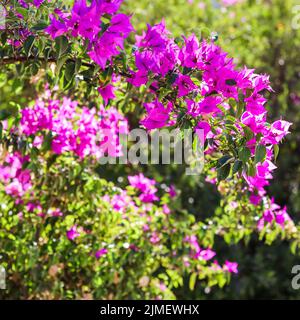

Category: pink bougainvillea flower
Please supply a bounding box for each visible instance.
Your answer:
[95,0,123,14]
[168,185,177,198]
[241,111,266,134]
[150,232,160,244]
[89,22,131,68]
[128,173,156,192]
[221,0,244,7]
[66,225,80,241]
[262,120,292,145]
[249,194,262,206]
[263,209,274,223]
[224,261,238,274]
[185,235,201,252]
[195,248,216,261]
[95,248,108,259]
[186,235,216,261]
[48,208,63,217]
[128,173,159,203]
[105,190,137,214]
[131,20,179,79]
[162,204,171,215]
[140,100,173,130]
[98,83,116,104]
[109,13,134,36]
[196,120,211,144]
[128,70,148,87]
[33,0,45,8]
[143,224,150,232]
[139,190,159,203]
[174,74,197,97]
[45,15,67,39]
[179,34,201,68]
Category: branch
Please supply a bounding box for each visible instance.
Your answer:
[0,56,93,68]
[0,56,134,79]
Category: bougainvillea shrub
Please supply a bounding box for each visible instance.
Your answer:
[0,0,299,299]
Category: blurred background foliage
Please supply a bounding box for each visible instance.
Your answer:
[120,0,300,299]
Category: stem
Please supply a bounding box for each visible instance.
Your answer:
[0,56,93,68]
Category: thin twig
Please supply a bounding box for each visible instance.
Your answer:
[0,56,93,68]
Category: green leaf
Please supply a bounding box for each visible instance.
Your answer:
[42,133,53,152]
[255,132,263,143]
[16,7,28,18]
[217,163,231,181]
[31,63,39,75]
[238,146,251,163]
[274,144,279,161]
[37,38,46,53]
[189,272,197,291]
[247,162,256,177]
[0,103,20,120]
[75,58,82,73]
[225,79,237,86]
[228,98,237,109]
[237,92,245,118]
[232,160,243,174]
[31,21,49,31]
[291,241,298,255]
[56,55,68,76]
[65,61,75,81]
[55,36,69,58]
[168,72,178,85]
[243,126,254,141]
[254,144,266,163]
[0,32,7,46]
[0,109,13,121]
[225,115,236,123]
[217,155,234,168]
[217,274,227,288]
[174,36,184,46]
[23,35,35,57]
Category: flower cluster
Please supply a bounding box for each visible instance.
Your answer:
[129,20,179,86]
[0,151,65,218]
[7,27,31,47]
[0,152,32,198]
[43,5,292,226]
[20,96,128,159]
[128,173,158,203]
[185,235,238,274]
[18,0,45,8]
[102,189,137,215]
[45,0,133,70]
[128,21,292,229]
[45,0,133,104]
[99,175,238,273]
[258,198,292,230]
